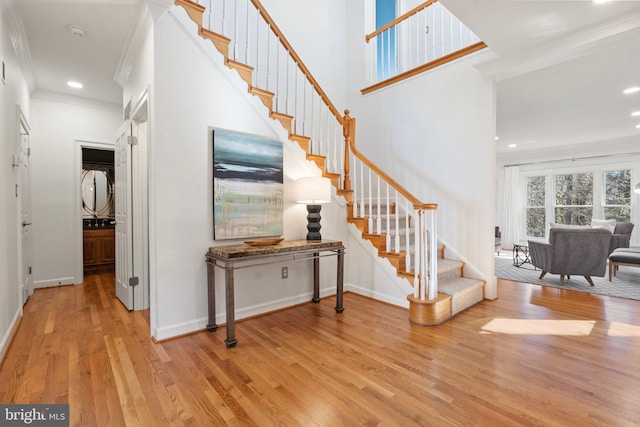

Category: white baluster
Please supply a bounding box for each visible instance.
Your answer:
[376,175,381,234]
[429,210,438,300]
[414,209,420,297]
[367,168,373,231]
[404,199,411,273]
[394,190,400,252]
[385,182,390,251]
[359,160,364,218]
[245,0,250,66]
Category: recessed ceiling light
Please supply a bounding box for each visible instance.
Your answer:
[508,144,517,148]
[623,87,640,94]
[636,124,640,129]
[593,0,609,3]
[67,25,86,38]
[494,136,499,140]
[67,81,83,89]
[632,111,640,117]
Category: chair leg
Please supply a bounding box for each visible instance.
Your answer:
[559,275,564,286]
[539,271,547,279]
[584,276,595,287]
[609,263,613,281]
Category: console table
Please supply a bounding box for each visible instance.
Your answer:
[205,239,345,347]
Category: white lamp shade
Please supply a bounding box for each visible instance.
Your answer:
[296,176,332,204]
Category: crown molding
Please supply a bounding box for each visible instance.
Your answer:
[476,9,640,82]
[2,0,37,92]
[32,89,121,113]
[114,3,153,86]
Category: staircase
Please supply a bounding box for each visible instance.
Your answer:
[348,201,484,322]
[174,0,485,324]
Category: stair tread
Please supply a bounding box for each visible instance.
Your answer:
[438,277,484,297]
[438,259,463,274]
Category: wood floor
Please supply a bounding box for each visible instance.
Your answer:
[1,272,640,426]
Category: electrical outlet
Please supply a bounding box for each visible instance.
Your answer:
[281,266,288,279]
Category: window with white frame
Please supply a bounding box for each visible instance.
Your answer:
[521,166,636,240]
[603,169,631,222]
[554,172,593,226]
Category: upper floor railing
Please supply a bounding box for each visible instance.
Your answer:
[363,0,486,94]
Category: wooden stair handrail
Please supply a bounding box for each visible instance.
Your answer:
[344,111,437,212]
[366,0,438,43]
[249,0,344,126]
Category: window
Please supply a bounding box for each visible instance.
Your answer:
[526,176,545,237]
[555,173,593,225]
[603,169,631,222]
[375,0,396,80]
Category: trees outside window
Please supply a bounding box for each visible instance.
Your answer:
[604,170,631,222]
[554,173,593,226]
[521,167,634,240]
[526,176,545,237]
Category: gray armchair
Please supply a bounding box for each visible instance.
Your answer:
[609,222,634,255]
[528,228,612,286]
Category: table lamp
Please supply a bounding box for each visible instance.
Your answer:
[296,176,331,240]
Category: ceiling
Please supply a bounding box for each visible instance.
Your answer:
[9,0,640,153]
[442,0,640,155]
[12,0,143,106]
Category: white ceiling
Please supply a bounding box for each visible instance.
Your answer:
[442,0,640,154]
[13,0,143,106]
[10,0,640,152]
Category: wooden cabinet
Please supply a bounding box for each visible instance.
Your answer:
[83,228,115,270]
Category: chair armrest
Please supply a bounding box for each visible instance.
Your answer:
[527,241,553,271]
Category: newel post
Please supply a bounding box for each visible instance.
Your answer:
[342,110,352,191]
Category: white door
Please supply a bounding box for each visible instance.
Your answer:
[19,123,33,304]
[115,120,134,309]
[131,111,149,310]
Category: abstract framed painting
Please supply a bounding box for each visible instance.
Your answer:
[213,129,283,240]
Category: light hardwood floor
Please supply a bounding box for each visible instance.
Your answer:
[1,271,639,426]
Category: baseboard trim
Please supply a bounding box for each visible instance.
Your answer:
[345,282,410,309]
[34,277,75,288]
[153,287,340,340]
[0,308,23,370]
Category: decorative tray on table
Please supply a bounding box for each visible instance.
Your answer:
[243,237,285,246]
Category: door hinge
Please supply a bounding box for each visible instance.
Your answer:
[129,277,139,287]
[28,266,32,275]
[15,184,18,197]
[127,135,138,146]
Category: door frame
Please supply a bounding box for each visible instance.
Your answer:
[74,139,116,285]
[130,90,151,310]
[16,106,31,307]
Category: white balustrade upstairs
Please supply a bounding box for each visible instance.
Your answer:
[364,0,484,92]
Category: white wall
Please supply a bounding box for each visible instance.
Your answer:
[149,7,347,340]
[346,1,498,296]
[29,96,122,287]
[258,0,348,112]
[0,2,31,357]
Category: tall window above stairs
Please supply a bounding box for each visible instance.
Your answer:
[375,0,397,80]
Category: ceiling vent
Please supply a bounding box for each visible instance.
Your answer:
[67,25,87,38]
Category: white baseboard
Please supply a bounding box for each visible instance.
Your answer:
[34,277,75,288]
[345,282,410,309]
[0,307,22,367]
[153,287,340,341]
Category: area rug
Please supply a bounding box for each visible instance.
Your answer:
[494,253,640,301]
